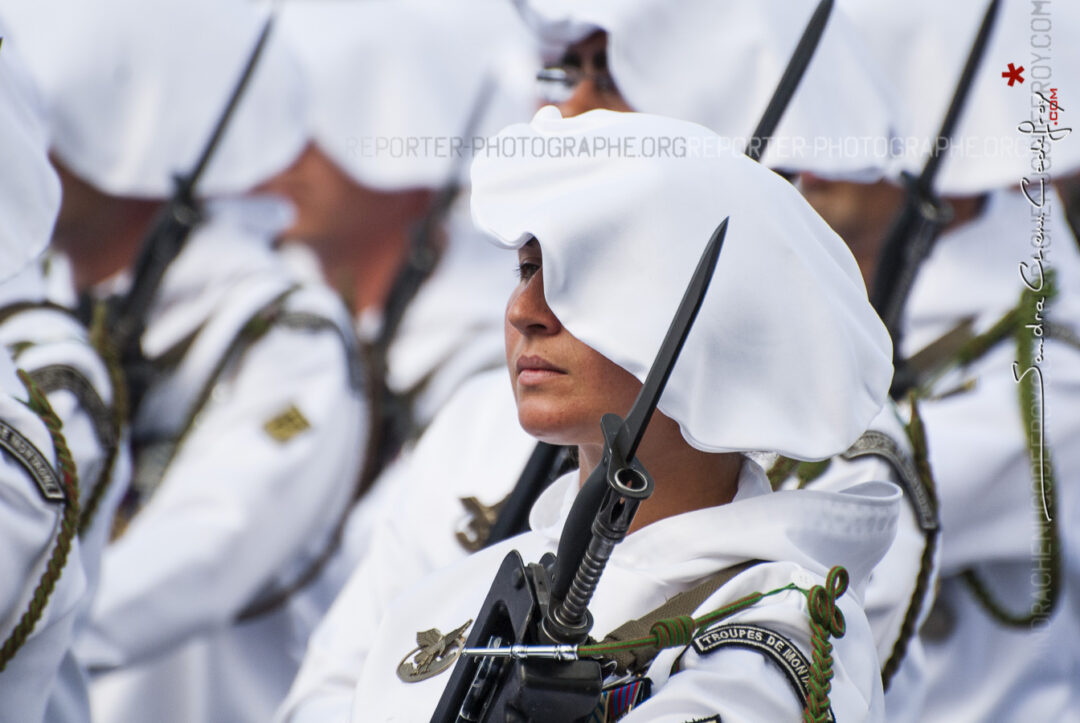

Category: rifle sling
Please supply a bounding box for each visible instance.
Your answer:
[598,559,762,675]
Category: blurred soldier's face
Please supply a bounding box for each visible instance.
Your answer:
[260,143,430,263]
[796,174,906,290]
[50,159,161,290]
[541,31,633,117]
[504,239,641,449]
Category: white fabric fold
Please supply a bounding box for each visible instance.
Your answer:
[277,0,538,191]
[2,0,307,198]
[839,0,1080,194]
[0,18,59,282]
[471,108,893,460]
[515,0,904,177]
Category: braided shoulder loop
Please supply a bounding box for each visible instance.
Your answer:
[803,566,848,723]
[0,370,80,672]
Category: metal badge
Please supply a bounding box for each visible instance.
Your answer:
[455,496,505,552]
[262,404,311,443]
[397,620,473,683]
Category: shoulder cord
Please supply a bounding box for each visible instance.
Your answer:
[579,566,849,723]
[0,302,121,536]
[767,424,938,691]
[772,275,1067,630]
[108,289,299,534]
[955,278,1063,626]
[82,302,129,535]
[96,287,362,621]
[0,371,80,672]
[232,306,363,622]
[880,396,939,687]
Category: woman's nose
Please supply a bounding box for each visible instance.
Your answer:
[506,272,561,336]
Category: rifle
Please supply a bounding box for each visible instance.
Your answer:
[432,219,729,722]
[483,0,833,546]
[105,17,276,417]
[357,78,497,497]
[870,0,1001,398]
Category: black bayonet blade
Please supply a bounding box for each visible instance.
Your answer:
[185,15,276,190]
[868,0,1001,356]
[618,217,729,461]
[917,0,1002,194]
[745,0,834,162]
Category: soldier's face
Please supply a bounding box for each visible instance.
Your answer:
[260,143,364,249]
[548,32,633,117]
[504,239,641,449]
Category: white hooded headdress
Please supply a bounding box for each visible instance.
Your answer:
[515,0,904,179]
[0,20,60,282]
[277,0,539,191]
[471,108,893,460]
[839,0,1080,195]
[2,0,307,199]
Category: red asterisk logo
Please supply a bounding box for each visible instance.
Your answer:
[1002,62,1025,86]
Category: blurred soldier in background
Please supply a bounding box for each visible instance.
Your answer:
[260,0,538,610]
[3,0,366,720]
[821,2,1080,720]
[0,28,89,723]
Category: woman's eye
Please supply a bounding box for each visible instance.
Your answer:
[515,261,540,281]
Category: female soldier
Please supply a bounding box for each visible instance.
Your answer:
[344,107,899,721]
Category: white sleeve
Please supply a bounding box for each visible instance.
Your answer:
[0,396,88,722]
[276,485,429,723]
[77,322,364,669]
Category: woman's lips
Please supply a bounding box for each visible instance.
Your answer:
[516,355,566,385]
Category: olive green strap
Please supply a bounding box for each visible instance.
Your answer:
[598,560,762,675]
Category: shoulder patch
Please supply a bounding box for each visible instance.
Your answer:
[0,419,65,502]
[691,623,833,722]
[262,404,311,443]
[685,717,721,723]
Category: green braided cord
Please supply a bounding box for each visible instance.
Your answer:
[802,566,848,723]
[0,370,81,672]
[767,457,832,491]
[918,270,1058,394]
[880,395,940,689]
[579,586,799,658]
[82,302,128,536]
[960,277,1062,626]
[767,456,800,490]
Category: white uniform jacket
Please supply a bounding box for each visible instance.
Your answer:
[0,350,88,723]
[276,369,536,723]
[0,261,131,723]
[75,200,366,723]
[348,461,899,722]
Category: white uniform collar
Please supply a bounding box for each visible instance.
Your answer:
[530,459,900,597]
